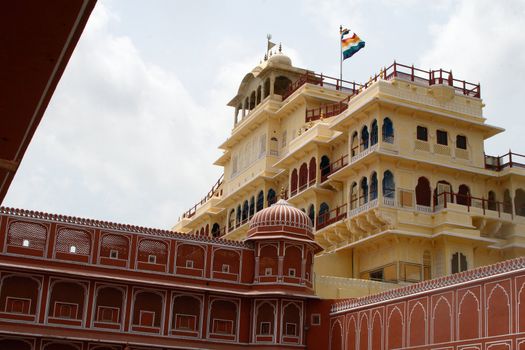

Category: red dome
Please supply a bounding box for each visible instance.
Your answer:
[247,199,314,241]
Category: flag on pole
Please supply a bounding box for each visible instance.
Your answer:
[341,28,365,60]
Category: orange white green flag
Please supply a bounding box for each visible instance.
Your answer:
[341,28,365,60]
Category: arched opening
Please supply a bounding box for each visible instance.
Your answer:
[488,191,497,211]
[249,91,256,110]
[423,250,431,280]
[55,228,91,257]
[228,209,235,230]
[503,189,512,214]
[172,295,201,333]
[249,196,255,218]
[94,286,124,325]
[256,302,275,336]
[0,339,32,350]
[451,252,467,274]
[282,302,301,340]
[320,155,330,178]
[290,169,298,195]
[244,97,249,117]
[0,275,40,316]
[457,184,471,206]
[283,245,302,278]
[132,290,163,329]
[350,182,358,209]
[515,189,525,216]
[100,234,129,262]
[382,117,394,143]
[205,224,209,235]
[274,76,292,96]
[256,190,264,211]
[242,200,249,222]
[361,125,369,150]
[308,157,316,185]
[308,204,315,226]
[416,177,431,207]
[382,170,395,199]
[236,205,241,226]
[7,221,47,254]
[434,180,452,206]
[211,223,221,238]
[299,163,308,190]
[318,202,329,226]
[209,299,238,337]
[263,78,270,98]
[256,86,262,105]
[267,188,277,206]
[370,172,378,200]
[259,244,278,276]
[48,281,85,320]
[360,177,369,205]
[370,119,378,146]
[351,131,359,156]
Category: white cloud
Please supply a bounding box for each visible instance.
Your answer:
[419,0,525,154]
[4,4,235,228]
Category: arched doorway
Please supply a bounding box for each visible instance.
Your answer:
[515,189,525,216]
[457,184,471,206]
[416,177,431,207]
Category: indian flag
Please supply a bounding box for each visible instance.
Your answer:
[341,28,365,60]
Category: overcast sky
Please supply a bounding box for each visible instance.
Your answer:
[4,0,525,229]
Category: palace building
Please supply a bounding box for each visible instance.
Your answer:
[4,3,525,347]
[174,48,525,299]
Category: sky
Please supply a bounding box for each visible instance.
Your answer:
[4,0,525,229]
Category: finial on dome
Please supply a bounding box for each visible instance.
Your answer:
[279,43,282,53]
[280,186,286,200]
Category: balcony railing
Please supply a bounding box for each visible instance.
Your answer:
[290,178,316,198]
[320,154,349,182]
[282,71,362,101]
[433,191,515,217]
[316,203,348,230]
[181,174,224,219]
[306,97,351,123]
[485,152,525,171]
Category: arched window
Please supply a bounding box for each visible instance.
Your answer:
[299,163,308,190]
[434,180,452,206]
[172,295,201,333]
[318,203,329,225]
[451,252,467,274]
[487,191,497,211]
[290,169,298,195]
[94,286,124,324]
[308,204,315,226]
[236,205,241,225]
[457,184,471,206]
[515,189,525,216]
[242,201,249,222]
[370,119,378,146]
[256,191,264,211]
[416,177,431,207]
[211,223,221,238]
[320,155,330,178]
[263,78,270,98]
[423,250,431,280]
[382,170,395,199]
[503,189,512,214]
[370,172,378,200]
[249,91,256,110]
[350,182,358,209]
[361,125,369,150]
[274,76,292,96]
[228,209,235,230]
[249,196,255,218]
[0,275,40,316]
[360,177,369,204]
[256,86,262,105]
[308,157,316,185]
[282,302,301,340]
[382,117,394,143]
[132,290,163,329]
[351,131,359,156]
[267,188,277,206]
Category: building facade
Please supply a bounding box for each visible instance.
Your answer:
[174,49,525,298]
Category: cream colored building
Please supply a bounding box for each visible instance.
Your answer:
[173,48,525,298]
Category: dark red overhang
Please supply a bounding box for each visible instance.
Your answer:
[0,0,97,204]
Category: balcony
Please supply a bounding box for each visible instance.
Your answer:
[281,71,361,101]
[316,203,348,230]
[485,152,525,171]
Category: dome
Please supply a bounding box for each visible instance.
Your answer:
[247,199,314,241]
[267,52,292,66]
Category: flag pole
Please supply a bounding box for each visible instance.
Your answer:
[339,25,343,86]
